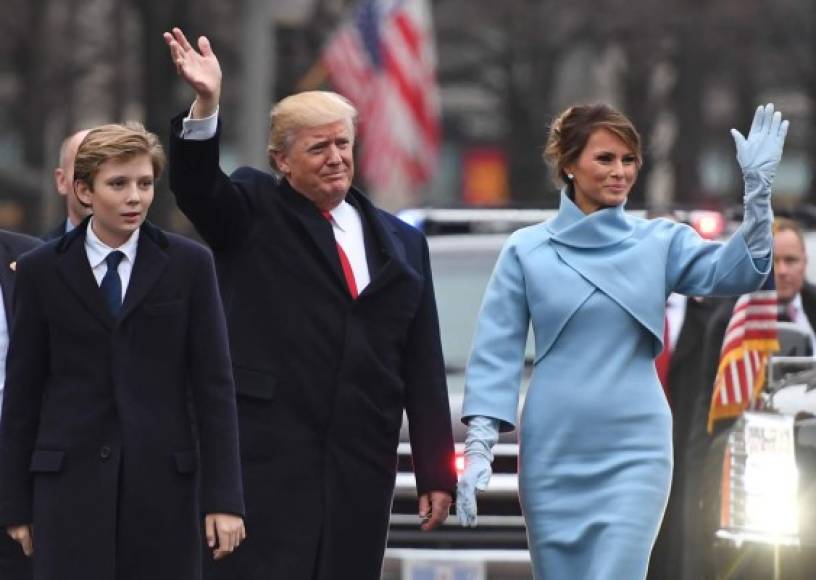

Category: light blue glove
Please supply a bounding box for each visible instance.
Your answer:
[456,416,500,527]
[730,103,789,257]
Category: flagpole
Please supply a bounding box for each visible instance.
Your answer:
[297,61,327,92]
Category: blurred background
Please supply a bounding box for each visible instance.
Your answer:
[0,0,813,237]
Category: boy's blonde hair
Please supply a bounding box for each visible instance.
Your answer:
[74,122,166,190]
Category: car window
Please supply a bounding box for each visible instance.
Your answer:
[429,235,535,394]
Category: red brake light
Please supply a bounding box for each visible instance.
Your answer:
[455,452,465,477]
[691,211,725,240]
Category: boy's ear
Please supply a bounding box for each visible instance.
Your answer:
[74,180,93,208]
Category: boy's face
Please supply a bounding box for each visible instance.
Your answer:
[76,154,154,248]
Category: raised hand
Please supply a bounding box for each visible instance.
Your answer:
[163,27,222,118]
[730,103,789,186]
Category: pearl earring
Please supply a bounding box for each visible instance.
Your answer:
[567,173,574,180]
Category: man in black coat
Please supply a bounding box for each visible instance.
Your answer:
[0,123,245,580]
[648,294,728,580]
[164,27,457,580]
[0,230,41,580]
[43,129,92,241]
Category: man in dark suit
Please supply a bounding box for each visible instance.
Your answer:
[648,293,728,580]
[163,27,456,580]
[43,129,92,241]
[0,230,41,580]
[0,123,245,580]
[683,217,816,579]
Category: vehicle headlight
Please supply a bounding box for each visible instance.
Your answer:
[718,412,800,546]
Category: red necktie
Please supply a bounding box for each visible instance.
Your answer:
[321,210,358,299]
[655,312,672,406]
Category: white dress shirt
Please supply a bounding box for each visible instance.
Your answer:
[324,201,370,293]
[179,105,371,294]
[665,293,688,352]
[85,218,140,301]
[787,293,816,353]
[0,284,8,418]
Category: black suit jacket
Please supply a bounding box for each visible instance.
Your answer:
[0,230,40,580]
[169,113,456,580]
[648,296,727,580]
[41,221,67,242]
[0,220,243,580]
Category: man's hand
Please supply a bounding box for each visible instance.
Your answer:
[205,513,246,560]
[7,524,33,557]
[418,490,452,531]
[163,27,222,118]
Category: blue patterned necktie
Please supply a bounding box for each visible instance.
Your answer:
[100,251,125,316]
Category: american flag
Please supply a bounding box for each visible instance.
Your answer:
[321,0,440,207]
[707,273,779,432]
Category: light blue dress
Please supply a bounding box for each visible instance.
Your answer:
[462,191,770,579]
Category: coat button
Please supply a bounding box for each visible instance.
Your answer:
[100,446,112,460]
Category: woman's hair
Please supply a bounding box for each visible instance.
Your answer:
[74,122,166,190]
[543,103,642,185]
[267,91,358,166]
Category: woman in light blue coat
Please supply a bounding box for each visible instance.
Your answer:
[457,103,788,579]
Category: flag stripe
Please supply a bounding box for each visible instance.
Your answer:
[322,0,440,205]
[707,275,780,432]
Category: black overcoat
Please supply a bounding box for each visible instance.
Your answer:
[0,230,41,580]
[0,221,244,580]
[169,114,457,580]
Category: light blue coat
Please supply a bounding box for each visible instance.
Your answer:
[463,191,770,579]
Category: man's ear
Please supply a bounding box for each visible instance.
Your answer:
[271,151,289,175]
[74,180,93,208]
[54,168,68,196]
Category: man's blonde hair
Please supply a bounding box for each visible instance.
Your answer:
[267,91,357,166]
[74,122,166,190]
[774,217,806,250]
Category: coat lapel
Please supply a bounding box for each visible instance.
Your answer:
[119,224,169,321]
[348,189,418,298]
[56,220,115,331]
[278,180,352,296]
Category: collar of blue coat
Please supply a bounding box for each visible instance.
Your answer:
[545,188,635,248]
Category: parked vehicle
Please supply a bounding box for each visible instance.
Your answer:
[700,325,816,580]
[382,232,533,580]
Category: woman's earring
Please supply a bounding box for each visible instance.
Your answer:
[567,173,574,180]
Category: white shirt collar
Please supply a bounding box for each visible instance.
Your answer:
[85,218,140,270]
[789,293,803,316]
[324,200,357,233]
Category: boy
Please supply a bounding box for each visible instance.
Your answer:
[0,123,245,580]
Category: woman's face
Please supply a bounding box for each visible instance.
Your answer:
[565,128,638,214]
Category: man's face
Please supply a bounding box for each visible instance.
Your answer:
[54,130,93,224]
[272,120,354,209]
[75,154,155,248]
[774,229,807,303]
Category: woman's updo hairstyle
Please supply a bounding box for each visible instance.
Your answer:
[543,103,643,186]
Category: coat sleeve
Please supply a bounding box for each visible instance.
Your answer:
[0,257,49,526]
[462,235,530,433]
[187,249,245,516]
[402,235,457,497]
[666,223,771,297]
[169,112,254,252]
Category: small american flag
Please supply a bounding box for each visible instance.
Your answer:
[707,273,779,432]
[321,0,440,207]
